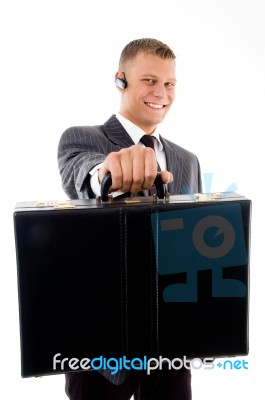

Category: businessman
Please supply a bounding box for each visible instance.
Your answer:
[58,38,201,400]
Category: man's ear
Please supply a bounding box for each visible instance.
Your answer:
[114,72,127,90]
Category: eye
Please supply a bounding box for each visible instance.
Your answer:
[143,79,155,85]
[165,82,175,87]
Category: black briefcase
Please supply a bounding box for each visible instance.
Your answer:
[13,183,251,378]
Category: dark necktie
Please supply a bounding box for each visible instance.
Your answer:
[140,135,161,171]
[140,134,155,150]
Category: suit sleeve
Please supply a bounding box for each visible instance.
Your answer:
[57,126,108,199]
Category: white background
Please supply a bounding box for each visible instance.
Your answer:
[1,0,264,398]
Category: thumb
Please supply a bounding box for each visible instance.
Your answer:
[160,171,173,184]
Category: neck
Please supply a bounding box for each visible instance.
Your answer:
[118,112,157,135]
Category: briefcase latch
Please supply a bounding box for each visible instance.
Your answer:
[35,200,75,209]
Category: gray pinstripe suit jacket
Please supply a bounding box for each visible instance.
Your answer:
[58,114,202,200]
[57,114,202,385]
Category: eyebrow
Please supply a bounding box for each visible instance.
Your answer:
[140,74,177,82]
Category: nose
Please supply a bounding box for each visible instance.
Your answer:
[152,83,167,98]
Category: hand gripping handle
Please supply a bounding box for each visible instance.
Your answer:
[100,172,165,202]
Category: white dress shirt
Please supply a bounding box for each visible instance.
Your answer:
[89,113,167,197]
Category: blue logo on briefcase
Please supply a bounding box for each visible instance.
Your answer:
[151,203,248,302]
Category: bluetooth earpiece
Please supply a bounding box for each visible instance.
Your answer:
[114,72,127,89]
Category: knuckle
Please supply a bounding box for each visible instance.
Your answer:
[144,147,155,156]
[133,175,144,186]
[145,172,156,182]
[123,177,132,188]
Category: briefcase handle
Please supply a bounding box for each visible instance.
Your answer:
[100,172,165,202]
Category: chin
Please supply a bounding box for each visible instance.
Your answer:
[149,110,167,122]
[151,116,165,125]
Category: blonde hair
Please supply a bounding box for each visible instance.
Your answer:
[119,38,176,69]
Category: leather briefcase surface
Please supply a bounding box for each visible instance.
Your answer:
[13,191,251,377]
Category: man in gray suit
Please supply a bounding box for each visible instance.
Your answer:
[58,38,201,400]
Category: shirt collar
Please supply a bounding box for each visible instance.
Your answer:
[116,113,163,151]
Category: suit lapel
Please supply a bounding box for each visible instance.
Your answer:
[160,137,183,194]
[102,115,135,150]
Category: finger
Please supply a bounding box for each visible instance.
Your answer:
[141,148,157,190]
[118,150,133,192]
[101,152,124,190]
[130,148,146,193]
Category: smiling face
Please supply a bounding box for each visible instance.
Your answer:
[118,52,176,134]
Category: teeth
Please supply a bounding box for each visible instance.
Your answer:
[146,102,164,109]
